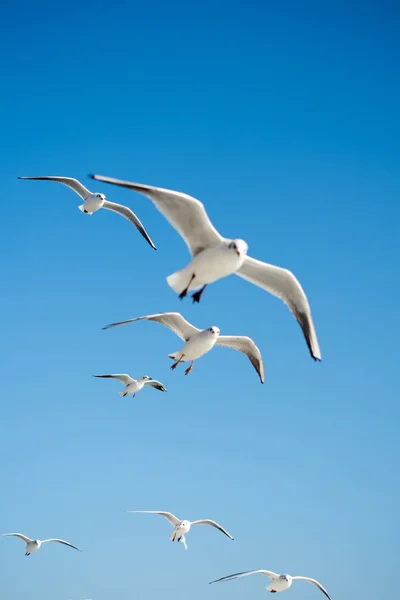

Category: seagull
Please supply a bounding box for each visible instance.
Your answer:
[1,533,81,556]
[102,312,264,383]
[93,374,167,397]
[18,176,156,249]
[209,569,332,599]
[128,510,234,550]
[90,174,321,360]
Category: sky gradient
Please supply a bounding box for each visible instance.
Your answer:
[0,1,399,600]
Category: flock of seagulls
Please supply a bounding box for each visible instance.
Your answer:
[2,173,331,599]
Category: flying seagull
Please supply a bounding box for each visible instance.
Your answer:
[18,176,156,249]
[90,174,320,360]
[128,510,233,550]
[102,312,264,383]
[94,374,167,397]
[210,569,332,599]
[1,533,81,556]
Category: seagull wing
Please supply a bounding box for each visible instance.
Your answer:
[102,200,156,250]
[190,519,234,540]
[1,533,32,543]
[216,335,265,383]
[144,379,167,392]
[18,176,92,200]
[292,577,332,600]
[41,539,82,551]
[127,511,180,526]
[210,570,279,584]
[102,312,200,341]
[237,256,321,361]
[90,175,223,256]
[93,374,135,385]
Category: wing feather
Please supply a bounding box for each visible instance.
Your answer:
[216,335,264,383]
[237,256,321,360]
[18,176,91,200]
[90,175,223,255]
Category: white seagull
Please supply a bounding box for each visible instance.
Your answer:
[128,510,234,550]
[90,174,321,360]
[102,312,264,383]
[94,373,167,397]
[18,176,156,249]
[210,569,332,599]
[1,533,81,556]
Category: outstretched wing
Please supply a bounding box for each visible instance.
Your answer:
[93,374,135,385]
[127,510,180,526]
[292,577,332,600]
[237,256,321,361]
[102,200,156,250]
[190,519,234,540]
[102,312,200,342]
[144,379,167,392]
[90,174,223,256]
[210,570,279,584]
[18,176,92,200]
[0,533,32,544]
[41,539,81,551]
[216,335,265,384]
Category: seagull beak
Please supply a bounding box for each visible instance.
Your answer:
[236,251,240,256]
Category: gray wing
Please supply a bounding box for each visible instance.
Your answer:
[102,200,156,250]
[237,256,321,361]
[102,312,200,341]
[93,374,135,385]
[127,510,180,526]
[190,519,234,540]
[216,335,265,384]
[292,577,332,600]
[41,539,81,551]
[144,379,167,392]
[210,570,279,584]
[18,176,92,200]
[1,533,32,543]
[90,174,223,256]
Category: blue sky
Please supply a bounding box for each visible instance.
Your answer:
[0,1,399,599]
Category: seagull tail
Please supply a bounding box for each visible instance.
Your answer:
[119,391,128,397]
[78,204,93,214]
[168,352,180,361]
[166,270,187,294]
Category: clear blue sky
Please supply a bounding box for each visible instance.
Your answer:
[0,1,399,599]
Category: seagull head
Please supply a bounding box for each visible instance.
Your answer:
[207,326,220,336]
[280,575,290,582]
[180,520,190,528]
[229,239,248,257]
[142,376,152,380]
[96,193,106,200]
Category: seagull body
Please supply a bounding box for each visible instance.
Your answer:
[90,174,321,360]
[1,533,81,556]
[18,176,156,249]
[94,374,167,397]
[102,312,264,383]
[210,569,332,599]
[128,510,234,550]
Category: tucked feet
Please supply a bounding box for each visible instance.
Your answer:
[184,361,194,376]
[191,284,207,303]
[179,273,196,299]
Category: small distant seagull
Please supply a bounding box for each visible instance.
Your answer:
[1,533,81,556]
[128,510,233,551]
[102,312,264,383]
[90,174,320,360]
[210,569,332,599]
[94,374,167,397]
[18,176,156,249]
